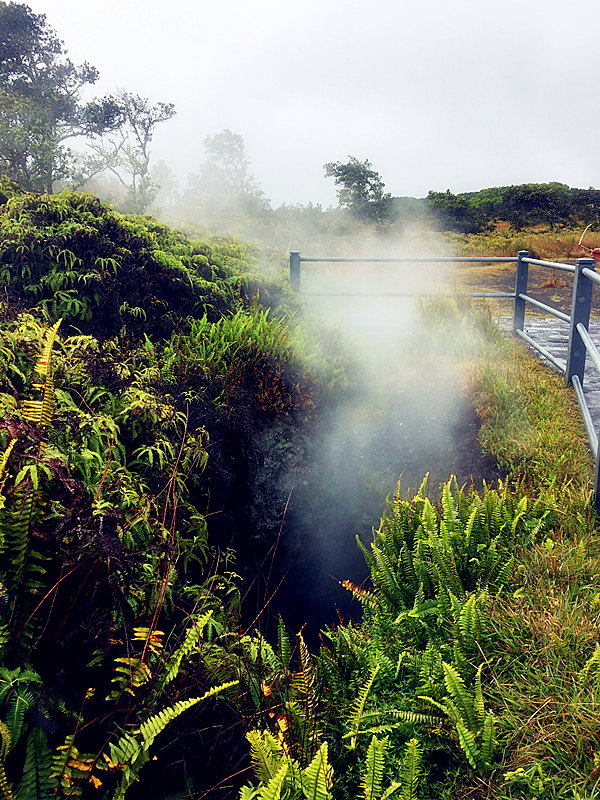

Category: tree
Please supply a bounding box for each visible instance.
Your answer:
[184,129,270,216]
[88,91,176,214]
[570,187,600,227]
[204,129,254,196]
[323,156,397,226]
[0,2,121,191]
[151,159,180,210]
[501,183,571,229]
[426,190,483,234]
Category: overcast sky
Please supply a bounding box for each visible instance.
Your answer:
[32,0,600,208]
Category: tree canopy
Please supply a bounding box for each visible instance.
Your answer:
[426,189,483,234]
[86,91,176,213]
[184,129,270,218]
[323,156,397,226]
[0,2,175,207]
[0,1,121,191]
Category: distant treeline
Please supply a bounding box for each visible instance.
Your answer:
[423,182,600,233]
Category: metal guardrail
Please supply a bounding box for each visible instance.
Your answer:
[289,249,600,511]
[288,251,517,297]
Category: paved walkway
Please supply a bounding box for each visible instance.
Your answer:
[501,318,600,430]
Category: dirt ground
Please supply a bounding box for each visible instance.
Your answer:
[451,259,600,318]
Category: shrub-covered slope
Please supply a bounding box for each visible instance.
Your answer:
[0,188,345,799]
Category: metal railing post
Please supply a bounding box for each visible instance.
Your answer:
[566,257,596,386]
[512,250,529,335]
[290,251,300,292]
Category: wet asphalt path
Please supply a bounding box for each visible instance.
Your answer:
[501,318,600,430]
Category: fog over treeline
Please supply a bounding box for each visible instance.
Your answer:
[1,0,599,259]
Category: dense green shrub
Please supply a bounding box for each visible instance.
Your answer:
[0,188,348,799]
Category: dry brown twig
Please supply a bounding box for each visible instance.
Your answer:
[578,223,600,260]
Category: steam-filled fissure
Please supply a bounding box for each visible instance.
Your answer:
[237,289,505,645]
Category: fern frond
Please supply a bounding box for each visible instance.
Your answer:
[493,555,514,588]
[399,738,422,800]
[0,440,16,512]
[15,727,53,800]
[159,610,213,687]
[456,721,479,769]
[578,642,600,683]
[6,486,36,586]
[292,631,321,759]
[246,730,284,785]
[441,482,458,533]
[479,712,497,769]
[474,665,485,722]
[361,736,387,800]
[0,723,10,762]
[341,580,378,609]
[442,662,476,730]
[301,742,330,800]
[6,688,34,746]
[429,538,464,599]
[49,734,75,795]
[34,319,62,380]
[109,732,141,768]
[346,665,380,750]
[0,762,14,800]
[108,679,238,789]
[239,786,260,800]
[277,617,291,671]
[381,783,402,800]
[380,708,442,726]
[257,762,288,800]
[138,681,237,750]
[22,319,61,430]
[458,594,481,650]
[399,544,418,595]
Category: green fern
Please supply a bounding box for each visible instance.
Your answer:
[300,742,331,800]
[158,610,214,689]
[361,736,388,800]
[277,617,291,671]
[442,662,477,731]
[0,721,14,800]
[479,712,497,769]
[257,763,288,800]
[139,681,238,750]
[109,680,238,798]
[579,642,600,684]
[345,665,380,750]
[419,661,497,772]
[5,689,34,748]
[15,727,54,800]
[246,730,284,785]
[398,738,421,800]
[291,631,322,761]
[456,722,479,769]
[21,319,61,432]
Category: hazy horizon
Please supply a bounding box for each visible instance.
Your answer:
[28,0,600,209]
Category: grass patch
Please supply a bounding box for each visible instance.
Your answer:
[472,342,594,494]
[445,226,591,261]
[414,295,600,799]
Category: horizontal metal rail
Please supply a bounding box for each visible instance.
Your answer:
[298,256,517,263]
[518,294,571,323]
[522,256,576,272]
[583,267,600,286]
[300,291,516,298]
[515,328,566,372]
